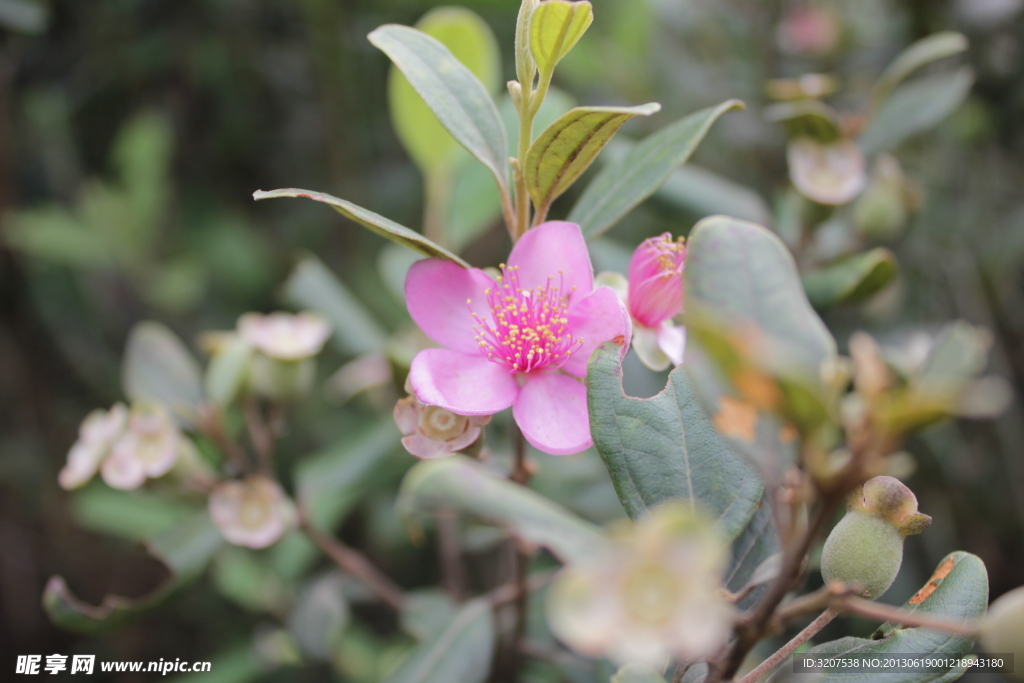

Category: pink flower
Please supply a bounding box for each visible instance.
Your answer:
[404,221,631,455]
[626,233,688,371]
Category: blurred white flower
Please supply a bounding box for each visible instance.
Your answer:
[58,404,128,490]
[209,476,295,549]
[547,503,734,668]
[789,137,867,206]
[101,403,181,490]
[238,312,331,361]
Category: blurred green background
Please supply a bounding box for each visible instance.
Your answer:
[1,0,1022,680]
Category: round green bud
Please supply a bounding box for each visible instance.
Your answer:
[980,586,1024,681]
[821,476,932,599]
[821,510,904,598]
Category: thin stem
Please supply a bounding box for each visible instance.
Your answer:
[438,512,465,601]
[738,609,838,683]
[298,511,406,612]
[244,398,274,476]
[200,407,250,475]
[833,597,980,637]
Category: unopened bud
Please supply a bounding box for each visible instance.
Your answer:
[821,476,931,598]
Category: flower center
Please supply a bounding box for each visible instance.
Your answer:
[646,233,686,278]
[470,265,582,373]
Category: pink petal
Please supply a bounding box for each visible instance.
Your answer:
[402,434,455,460]
[657,323,687,366]
[409,349,519,416]
[561,287,633,378]
[405,260,495,355]
[508,221,593,304]
[513,373,592,455]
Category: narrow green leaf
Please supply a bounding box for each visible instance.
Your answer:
[654,164,772,226]
[253,188,468,266]
[122,321,205,422]
[571,100,744,239]
[282,255,390,356]
[530,1,594,78]
[369,25,509,192]
[803,248,898,310]
[685,216,836,367]
[785,552,988,683]
[399,456,604,564]
[859,67,975,155]
[872,32,969,109]
[71,487,197,542]
[525,103,661,216]
[147,510,224,577]
[388,8,500,175]
[586,343,764,540]
[204,336,253,409]
[384,598,495,683]
[3,207,110,266]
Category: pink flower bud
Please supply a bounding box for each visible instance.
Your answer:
[627,233,687,329]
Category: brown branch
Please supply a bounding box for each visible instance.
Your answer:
[832,596,980,637]
[738,609,839,683]
[438,512,465,601]
[298,511,405,612]
[244,398,275,475]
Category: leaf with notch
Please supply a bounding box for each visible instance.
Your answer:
[586,342,764,541]
[369,25,509,192]
[526,103,661,217]
[253,188,468,266]
[570,100,743,239]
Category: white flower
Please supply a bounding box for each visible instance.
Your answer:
[209,476,295,549]
[547,503,734,667]
[101,403,181,490]
[238,312,331,361]
[59,404,128,490]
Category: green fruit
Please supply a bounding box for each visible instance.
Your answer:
[821,510,904,598]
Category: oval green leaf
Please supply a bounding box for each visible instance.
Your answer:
[385,598,495,683]
[586,342,764,541]
[399,456,604,565]
[253,188,468,266]
[122,321,204,422]
[369,24,509,192]
[859,67,975,155]
[388,8,500,175]
[204,336,253,409]
[871,32,969,110]
[784,551,988,683]
[529,0,593,79]
[570,100,744,239]
[803,248,898,311]
[526,103,661,217]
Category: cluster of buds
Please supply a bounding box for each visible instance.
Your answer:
[59,402,192,491]
[209,475,295,549]
[547,503,734,667]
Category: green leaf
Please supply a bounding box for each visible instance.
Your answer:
[287,573,350,660]
[204,336,253,409]
[282,255,389,356]
[764,100,842,143]
[611,663,668,683]
[400,590,459,641]
[803,248,898,310]
[526,103,661,217]
[399,456,604,564]
[253,188,468,266]
[529,0,594,79]
[71,486,197,542]
[872,32,969,109]
[3,207,110,266]
[113,111,172,228]
[122,321,205,422]
[586,343,764,540]
[654,164,772,226]
[369,25,509,192]
[44,511,221,633]
[384,598,495,683]
[570,100,743,239]
[859,67,975,155]
[685,216,836,368]
[0,0,48,34]
[788,552,988,683]
[388,8,500,175]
